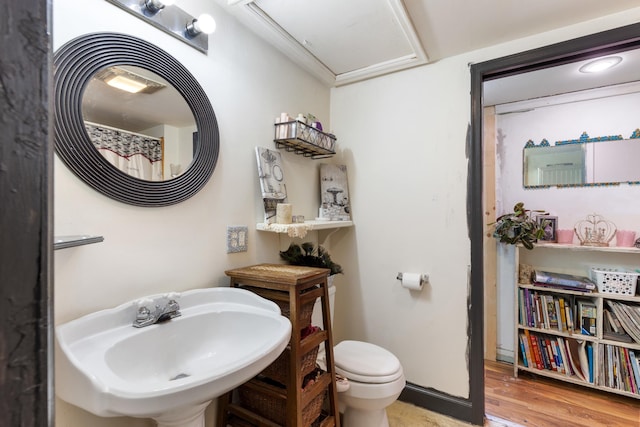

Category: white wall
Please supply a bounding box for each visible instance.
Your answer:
[330,7,640,399]
[494,89,640,359]
[53,1,330,426]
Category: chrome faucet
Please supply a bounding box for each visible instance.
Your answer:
[133,293,181,328]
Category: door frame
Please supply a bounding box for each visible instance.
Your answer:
[470,22,640,426]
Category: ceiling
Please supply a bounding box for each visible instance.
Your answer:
[220,0,640,100]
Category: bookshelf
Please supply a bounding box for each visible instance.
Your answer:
[514,243,640,400]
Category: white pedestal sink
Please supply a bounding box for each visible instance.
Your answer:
[55,287,292,426]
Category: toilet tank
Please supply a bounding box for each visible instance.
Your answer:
[312,281,336,329]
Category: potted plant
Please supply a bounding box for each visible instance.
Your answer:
[490,202,548,250]
[279,242,343,277]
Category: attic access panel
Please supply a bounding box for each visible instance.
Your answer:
[245,0,427,86]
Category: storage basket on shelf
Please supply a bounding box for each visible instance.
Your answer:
[262,342,320,385]
[238,375,325,427]
[590,267,639,296]
[273,299,315,329]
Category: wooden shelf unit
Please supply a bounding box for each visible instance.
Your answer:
[219,264,340,427]
[514,243,640,400]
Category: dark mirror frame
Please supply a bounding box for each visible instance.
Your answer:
[54,32,219,207]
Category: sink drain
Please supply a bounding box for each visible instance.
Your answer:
[170,373,190,381]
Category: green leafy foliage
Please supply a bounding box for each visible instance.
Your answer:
[490,202,547,250]
[279,242,344,275]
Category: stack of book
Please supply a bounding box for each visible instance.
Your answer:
[599,344,640,395]
[518,331,593,383]
[606,301,640,344]
[533,270,596,292]
[518,288,575,332]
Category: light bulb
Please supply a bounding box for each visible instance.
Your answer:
[186,13,216,36]
[195,14,216,34]
[144,0,175,13]
[579,56,622,73]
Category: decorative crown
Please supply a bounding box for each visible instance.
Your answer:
[574,213,616,247]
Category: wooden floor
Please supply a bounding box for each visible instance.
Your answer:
[485,360,640,427]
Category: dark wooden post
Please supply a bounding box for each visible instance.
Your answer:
[0,0,53,426]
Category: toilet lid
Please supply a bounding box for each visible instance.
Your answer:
[334,340,402,383]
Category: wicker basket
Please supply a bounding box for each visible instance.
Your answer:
[238,379,325,426]
[591,267,639,296]
[262,344,319,386]
[274,299,315,329]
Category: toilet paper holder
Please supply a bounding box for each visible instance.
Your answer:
[396,272,429,285]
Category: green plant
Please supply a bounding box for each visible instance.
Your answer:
[490,202,548,250]
[279,242,343,275]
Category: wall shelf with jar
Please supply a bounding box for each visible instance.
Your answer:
[274,120,336,159]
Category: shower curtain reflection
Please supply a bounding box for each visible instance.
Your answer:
[85,122,163,181]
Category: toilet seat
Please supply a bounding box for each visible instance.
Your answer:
[334,340,403,384]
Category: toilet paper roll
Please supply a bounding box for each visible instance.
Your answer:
[401,273,423,290]
[276,203,292,224]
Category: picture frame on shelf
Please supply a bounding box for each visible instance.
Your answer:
[319,164,351,221]
[537,215,558,242]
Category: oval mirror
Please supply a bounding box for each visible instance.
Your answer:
[82,65,196,182]
[54,32,219,206]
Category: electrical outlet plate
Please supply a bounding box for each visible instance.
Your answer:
[227,226,248,253]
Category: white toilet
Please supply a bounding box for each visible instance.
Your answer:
[312,284,406,427]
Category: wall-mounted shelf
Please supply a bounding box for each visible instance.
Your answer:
[257,220,352,233]
[54,235,104,250]
[257,220,353,242]
[533,242,639,254]
[274,120,336,159]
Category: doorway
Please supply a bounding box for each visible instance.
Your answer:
[470,22,640,426]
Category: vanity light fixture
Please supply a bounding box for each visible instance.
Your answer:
[105,0,214,53]
[143,0,176,14]
[579,56,622,73]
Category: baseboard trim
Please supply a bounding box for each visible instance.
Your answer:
[399,382,476,425]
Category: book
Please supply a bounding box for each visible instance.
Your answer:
[518,334,529,368]
[556,337,570,377]
[544,337,557,371]
[554,298,563,332]
[587,343,594,383]
[565,339,587,381]
[533,270,596,291]
[630,350,640,392]
[623,348,637,394]
[578,300,597,336]
[546,297,558,329]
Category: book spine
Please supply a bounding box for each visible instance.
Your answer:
[558,297,567,331]
[518,334,529,368]
[525,289,533,327]
[545,337,557,371]
[552,339,564,374]
[556,337,569,376]
[587,344,595,384]
[528,332,543,369]
[629,350,640,394]
[554,298,563,332]
[538,336,551,370]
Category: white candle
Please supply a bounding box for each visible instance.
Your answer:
[276,203,293,224]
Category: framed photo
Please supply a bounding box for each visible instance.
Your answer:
[537,215,558,242]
